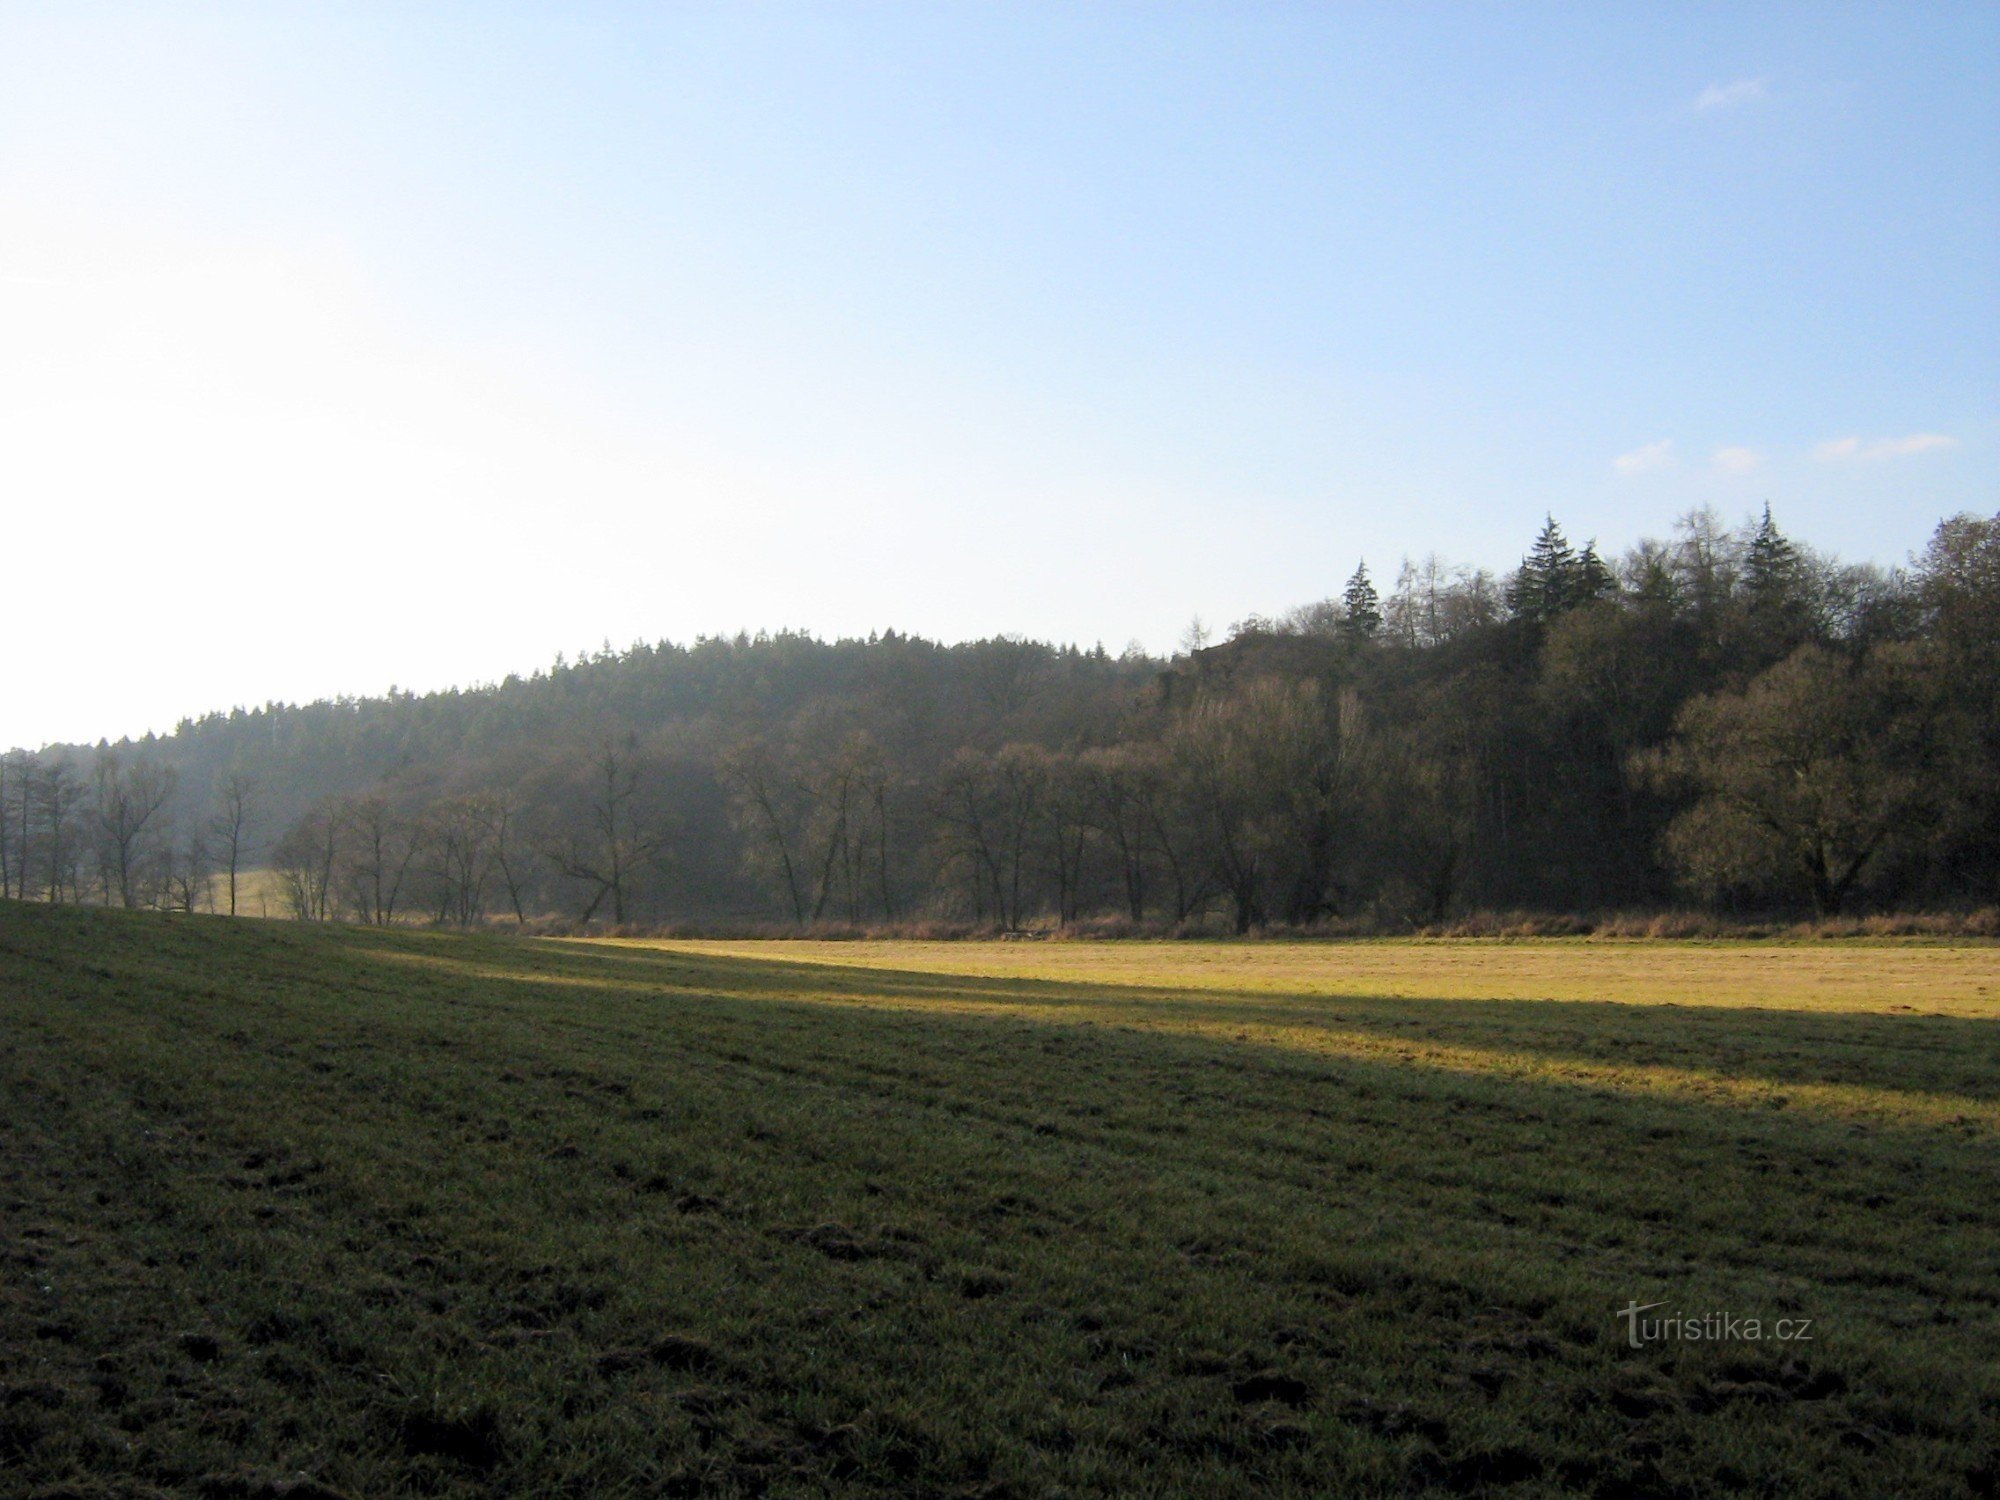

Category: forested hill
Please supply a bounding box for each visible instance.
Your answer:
[4,507,1995,928]
[116,629,1160,848]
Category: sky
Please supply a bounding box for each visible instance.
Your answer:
[1,3,1995,749]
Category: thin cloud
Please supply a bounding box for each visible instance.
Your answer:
[1711,446,1762,474]
[1613,439,1674,474]
[1867,432,1957,458]
[1693,78,1768,112]
[1815,433,1957,462]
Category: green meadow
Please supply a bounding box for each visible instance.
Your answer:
[2,905,1996,1497]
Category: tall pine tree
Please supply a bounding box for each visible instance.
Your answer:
[1744,503,1800,600]
[1508,515,1581,622]
[1743,503,1809,647]
[1576,540,1616,603]
[1342,561,1382,642]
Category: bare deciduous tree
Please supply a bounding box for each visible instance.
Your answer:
[934,745,1044,929]
[209,771,259,917]
[0,750,28,901]
[41,759,88,904]
[719,738,809,924]
[547,739,668,926]
[422,796,493,927]
[162,829,213,914]
[341,794,424,926]
[474,788,530,926]
[273,804,341,921]
[1640,644,1932,915]
[92,753,178,909]
[1168,678,1356,933]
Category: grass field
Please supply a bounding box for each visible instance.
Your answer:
[2,906,1996,1496]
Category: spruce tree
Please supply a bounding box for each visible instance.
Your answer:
[1341,561,1382,641]
[1744,503,1800,603]
[1576,540,1616,603]
[1508,515,1580,622]
[1743,503,1809,644]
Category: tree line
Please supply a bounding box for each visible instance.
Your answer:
[3,506,1992,929]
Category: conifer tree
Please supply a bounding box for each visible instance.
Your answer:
[1341,561,1382,641]
[1508,515,1580,622]
[1744,503,1799,603]
[1576,541,1616,603]
[1743,503,1809,645]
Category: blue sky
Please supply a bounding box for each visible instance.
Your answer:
[1,3,1994,746]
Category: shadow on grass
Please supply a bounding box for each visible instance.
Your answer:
[340,927,2000,1126]
[5,903,1995,1125]
[7,901,2000,1499]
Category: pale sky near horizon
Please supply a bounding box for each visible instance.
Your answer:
[2,3,1995,750]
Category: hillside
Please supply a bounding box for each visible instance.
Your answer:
[3,509,1994,928]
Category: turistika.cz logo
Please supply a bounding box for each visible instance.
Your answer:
[1617,1301,1814,1349]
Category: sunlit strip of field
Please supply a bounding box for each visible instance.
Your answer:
[487,937,1995,1134]
[636,936,2000,1016]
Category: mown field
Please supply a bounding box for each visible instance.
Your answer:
[2,907,1996,1497]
